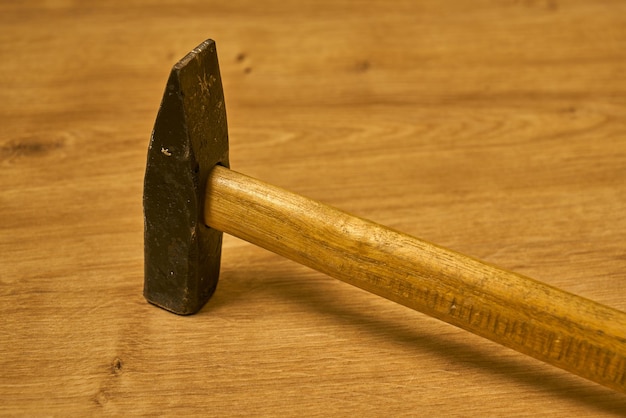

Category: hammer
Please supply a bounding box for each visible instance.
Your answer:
[144,39,626,394]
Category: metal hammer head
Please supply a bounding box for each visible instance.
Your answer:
[143,39,229,314]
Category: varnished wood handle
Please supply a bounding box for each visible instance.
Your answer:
[204,165,626,393]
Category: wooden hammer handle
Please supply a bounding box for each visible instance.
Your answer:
[204,165,626,393]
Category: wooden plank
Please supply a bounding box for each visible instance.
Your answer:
[1,0,625,415]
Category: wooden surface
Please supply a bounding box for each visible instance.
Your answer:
[1,0,626,415]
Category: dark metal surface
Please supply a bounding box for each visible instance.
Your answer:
[143,39,229,314]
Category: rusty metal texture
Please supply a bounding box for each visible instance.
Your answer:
[143,39,229,314]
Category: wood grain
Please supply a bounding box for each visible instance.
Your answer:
[1,0,626,415]
[205,166,626,393]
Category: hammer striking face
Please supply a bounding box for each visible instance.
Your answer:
[144,40,229,314]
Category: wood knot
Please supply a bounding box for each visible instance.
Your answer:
[354,60,371,73]
[111,357,123,375]
[1,134,66,162]
[235,52,253,74]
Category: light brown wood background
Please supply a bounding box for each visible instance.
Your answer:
[1,0,625,415]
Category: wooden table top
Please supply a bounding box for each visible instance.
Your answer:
[1,1,625,415]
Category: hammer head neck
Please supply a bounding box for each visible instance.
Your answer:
[143,39,229,314]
